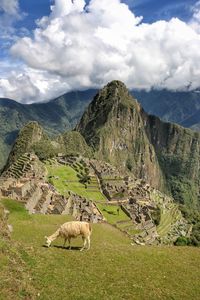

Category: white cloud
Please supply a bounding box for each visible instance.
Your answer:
[0,65,74,103]
[0,0,19,16]
[0,0,26,53]
[189,1,200,33]
[1,0,200,103]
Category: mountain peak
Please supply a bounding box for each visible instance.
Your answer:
[96,80,134,107]
[76,81,141,148]
[106,80,128,90]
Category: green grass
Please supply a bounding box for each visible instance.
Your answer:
[116,221,142,235]
[96,203,130,224]
[46,164,106,201]
[1,198,200,300]
[0,200,37,299]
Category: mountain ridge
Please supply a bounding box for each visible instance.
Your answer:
[0,84,200,172]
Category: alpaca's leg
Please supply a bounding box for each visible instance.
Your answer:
[80,237,87,251]
[86,237,90,250]
[68,238,71,250]
[63,238,66,248]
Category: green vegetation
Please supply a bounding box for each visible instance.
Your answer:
[167,176,199,207]
[32,140,57,161]
[0,201,37,299]
[126,156,133,171]
[174,236,190,246]
[116,221,142,236]
[46,163,106,201]
[57,131,93,158]
[96,203,129,225]
[1,198,200,300]
[6,122,44,166]
[179,205,200,246]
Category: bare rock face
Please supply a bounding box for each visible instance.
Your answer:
[144,113,200,207]
[77,81,200,207]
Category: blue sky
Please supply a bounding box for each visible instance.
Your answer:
[0,0,200,103]
[131,0,197,22]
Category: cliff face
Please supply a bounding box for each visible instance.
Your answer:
[76,81,164,190]
[77,81,200,207]
[144,114,200,207]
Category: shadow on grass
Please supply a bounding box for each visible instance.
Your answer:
[42,244,82,251]
[53,245,82,251]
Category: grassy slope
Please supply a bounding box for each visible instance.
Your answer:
[47,164,106,201]
[1,199,200,300]
[0,201,37,299]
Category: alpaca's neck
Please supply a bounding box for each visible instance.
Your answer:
[48,229,60,242]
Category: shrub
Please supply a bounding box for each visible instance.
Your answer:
[79,174,90,184]
[174,236,190,246]
[126,157,133,172]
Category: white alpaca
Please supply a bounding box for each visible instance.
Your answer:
[45,221,92,251]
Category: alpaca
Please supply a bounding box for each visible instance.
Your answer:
[45,221,92,251]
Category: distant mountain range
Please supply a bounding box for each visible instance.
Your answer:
[0,86,200,169]
[132,89,200,131]
[0,90,96,168]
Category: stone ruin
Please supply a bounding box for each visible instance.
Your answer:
[0,154,104,223]
[0,154,190,244]
[0,177,103,223]
[85,159,190,245]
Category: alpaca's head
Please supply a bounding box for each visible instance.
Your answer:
[45,236,51,247]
